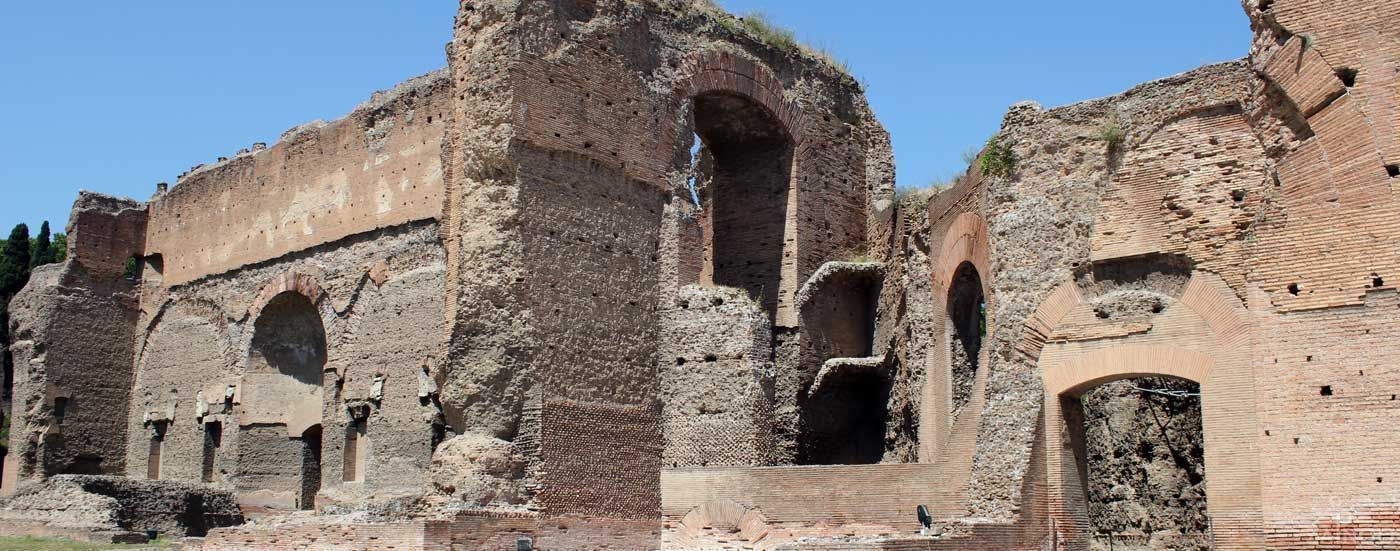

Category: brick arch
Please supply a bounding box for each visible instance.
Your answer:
[677,499,770,547]
[932,212,991,297]
[1046,345,1213,398]
[247,271,333,323]
[1030,271,1263,550]
[919,212,993,462]
[671,49,807,144]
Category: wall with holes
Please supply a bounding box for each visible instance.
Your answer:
[123,222,447,509]
[143,71,451,287]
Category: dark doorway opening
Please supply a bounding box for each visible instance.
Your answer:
[299,425,322,511]
[798,372,891,465]
[947,262,985,421]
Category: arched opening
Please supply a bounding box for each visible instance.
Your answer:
[237,291,326,510]
[1065,376,1210,550]
[692,91,795,322]
[946,262,984,422]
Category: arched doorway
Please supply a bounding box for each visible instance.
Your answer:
[1025,271,1264,550]
[237,291,326,511]
[1067,375,1210,550]
[946,261,985,424]
[692,90,795,323]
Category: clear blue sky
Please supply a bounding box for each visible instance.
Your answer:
[0,1,1248,234]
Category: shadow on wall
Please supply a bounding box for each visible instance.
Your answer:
[695,91,794,322]
[235,292,326,511]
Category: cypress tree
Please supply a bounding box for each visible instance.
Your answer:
[50,233,67,263]
[30,222,51,268]
[0,224,31,298]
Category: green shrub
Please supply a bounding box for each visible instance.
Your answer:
[1098,114,1125,150]
[978,137,1017,178]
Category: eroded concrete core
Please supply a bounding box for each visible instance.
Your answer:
[4,0,1400,549]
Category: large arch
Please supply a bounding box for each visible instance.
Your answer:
[920,211,992,463]
[1032,273,1263,550]
[668,49,808,327]
[236,283,329,511]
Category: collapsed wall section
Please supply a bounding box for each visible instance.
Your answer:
[963,62,1259,524]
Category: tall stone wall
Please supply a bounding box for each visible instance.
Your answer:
[125,222,448,509]
[4,193,147,491]
[443,0,888,541]
[144,71,451,286]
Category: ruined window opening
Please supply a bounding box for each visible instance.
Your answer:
[1373,275,1385,287]
[693,91,795,321]
[123,255,141,281]
[343,418,367,483]
[686,132,704,211]
[948,262,986,421]
[1320,385,1333,396]
[142,254,164,288]
[1074,377,1209,547]
[202,421,222,483]
[147,421,168,480]
[1287,283,1300,295]
[1387,165,1400,178]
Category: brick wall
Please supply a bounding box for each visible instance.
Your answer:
[145,72,450,286]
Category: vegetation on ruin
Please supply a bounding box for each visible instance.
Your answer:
[662,0,852,75]
[977,137,1017,178]
[895,181,948,204]
[1097,114,1125,151]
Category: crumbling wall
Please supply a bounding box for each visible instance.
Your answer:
[967,62,1257,520]
[0,475,242,540]
[444,0,889,538]
[125,222,447,510]
[4,193,147,492]
[144,70,451,286]
[661,285,774,468]
[869,197,934,465]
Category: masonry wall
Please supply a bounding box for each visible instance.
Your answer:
[143,71,450,286]
[124,223,448,508]
[4,193,147,491]
[444,0,890,539]
[1242,0,1400,546]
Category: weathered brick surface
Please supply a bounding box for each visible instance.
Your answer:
[8,2,1400,550]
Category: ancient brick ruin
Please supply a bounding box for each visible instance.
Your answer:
[3,0,1400,549]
